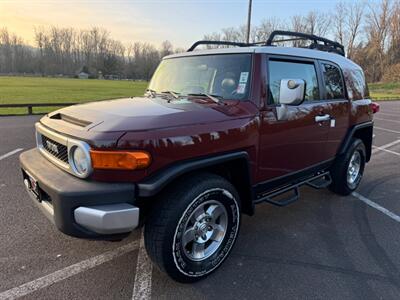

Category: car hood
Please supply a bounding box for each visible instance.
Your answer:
[45,97,248,133]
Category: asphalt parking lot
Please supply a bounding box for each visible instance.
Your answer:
[0,101,399,300]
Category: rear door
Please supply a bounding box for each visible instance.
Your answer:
[318,61,350,158]
[258,56,333,182]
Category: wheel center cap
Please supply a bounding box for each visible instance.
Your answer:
[197,223,209,236]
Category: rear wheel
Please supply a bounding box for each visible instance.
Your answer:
[329,138,366,195]
[144,173,241,282]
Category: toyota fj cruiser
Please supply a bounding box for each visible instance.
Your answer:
[20,31,378,282]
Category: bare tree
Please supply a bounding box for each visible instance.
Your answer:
[203,32,222,49]
[221,27,242,43]
[0,28,34,74]
[291,15,308,33]
[289,15,309,47]
[160,40,173,57]
[332,1,364,58]
[1,0,400,83]
[304,11,331,36]
[346,1,364,58]
[387,0,400,64]
[333,2,347,46]
[254,17,283,42]
[366,0,391,50]
[363,0,392,81]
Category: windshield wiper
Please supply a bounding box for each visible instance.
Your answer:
[187,93,224,105]
[161,90,180,99]
[145,88,157,98]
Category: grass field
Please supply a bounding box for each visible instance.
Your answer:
[368,82,400,100]
[0,76,148,115]
[0,76,399,115]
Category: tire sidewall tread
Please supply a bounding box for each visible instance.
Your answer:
[330,138,366,196]
[144,172,241,283]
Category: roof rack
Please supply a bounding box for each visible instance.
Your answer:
[266,30,345,56]
[187,40,251,52]
[187,30,345,56]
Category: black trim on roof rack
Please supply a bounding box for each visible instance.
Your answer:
[187,40,251,52]
[187,30,345,57]
[266,31,345,56]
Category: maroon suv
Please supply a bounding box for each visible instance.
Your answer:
[20,31,377,282]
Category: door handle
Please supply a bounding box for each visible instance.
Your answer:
[315,114,331,122]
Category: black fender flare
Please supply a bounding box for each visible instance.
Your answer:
[338,121,373,162]
[136,151,254,215]
[137,151,251,196]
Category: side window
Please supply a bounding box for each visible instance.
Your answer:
[343,69,369,100]
[322,63,345,100]
[268,60,320,104]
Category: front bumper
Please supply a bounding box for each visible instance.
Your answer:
[19,148,138,239]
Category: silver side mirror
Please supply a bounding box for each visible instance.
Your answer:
[279,79,305,105]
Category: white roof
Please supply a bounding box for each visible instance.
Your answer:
[165,46,361,71]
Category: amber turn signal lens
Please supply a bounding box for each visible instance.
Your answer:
[90,150,151,170]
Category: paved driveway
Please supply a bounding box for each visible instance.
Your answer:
[0,101,399,299]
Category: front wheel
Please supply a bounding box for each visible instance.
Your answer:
[329,138,366,195]
[144,173,241,282]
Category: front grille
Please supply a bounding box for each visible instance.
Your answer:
[41,134,69,163]
[35,122,92,178]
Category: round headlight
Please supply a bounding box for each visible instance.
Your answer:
[71,145,90,176]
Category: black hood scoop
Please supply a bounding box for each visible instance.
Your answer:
[50,113,92,127]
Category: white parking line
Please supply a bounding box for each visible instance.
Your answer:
[375,117,400,124]
[372,146,400,157]
[0,241,139,300]
[0,148,23,161]
[372,139,400,154]
[132,230,152,300]
[374,126,400,134]
[352,192,400,223]
[378,112,399,117]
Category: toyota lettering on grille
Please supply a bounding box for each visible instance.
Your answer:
[46,140,59,154]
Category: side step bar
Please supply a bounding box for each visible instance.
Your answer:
[254,172,332,207]
[306,173,332,189]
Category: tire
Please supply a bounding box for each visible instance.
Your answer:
[144,172,241,283]
[329,138,366,196]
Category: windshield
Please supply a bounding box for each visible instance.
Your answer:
[148,54,252,100]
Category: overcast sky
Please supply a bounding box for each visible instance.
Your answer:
[0,0,378,48]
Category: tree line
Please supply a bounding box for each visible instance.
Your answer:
[204,0,400,83]
[0,0,399,83]
[0,27,181,80]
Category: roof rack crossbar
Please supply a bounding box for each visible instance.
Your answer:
[187,40,251,52]
[266,30,345,56]
[187,30,345,56]
[272,37,313,43]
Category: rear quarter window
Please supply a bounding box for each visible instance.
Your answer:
[343,69,369,100]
